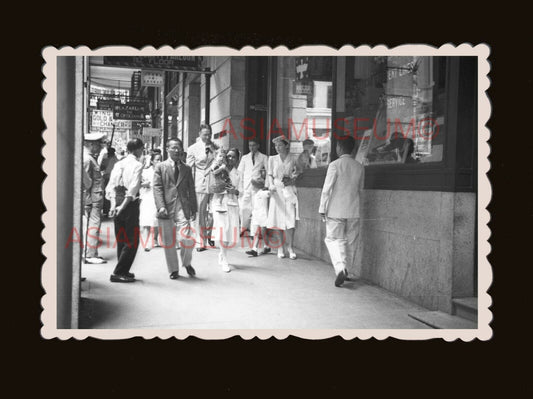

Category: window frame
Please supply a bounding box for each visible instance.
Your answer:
[295,56,477,193]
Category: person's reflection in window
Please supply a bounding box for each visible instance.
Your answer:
[297,139,318,170]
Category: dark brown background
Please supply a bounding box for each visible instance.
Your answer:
[15,9,525,395]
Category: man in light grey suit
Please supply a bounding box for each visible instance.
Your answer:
[319,135,364,287]
[237,139,268,235]
[153,138,198,280]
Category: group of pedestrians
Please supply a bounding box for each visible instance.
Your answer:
[81,122,364,287]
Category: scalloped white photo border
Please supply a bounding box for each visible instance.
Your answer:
[41,44,492,340]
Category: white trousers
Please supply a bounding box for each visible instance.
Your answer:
[324,217,360,275]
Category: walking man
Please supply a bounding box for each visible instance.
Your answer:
[154,138,198,280]
[237,138,268,236]
[106,138,144,283]
[83,132,107,264]
[319,136,364,287]
[186,124,216,251]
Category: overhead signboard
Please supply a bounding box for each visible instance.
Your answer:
[103,56,204,71]
[113,103,147,121]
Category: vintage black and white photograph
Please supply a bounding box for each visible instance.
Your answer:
[42,45,491,339]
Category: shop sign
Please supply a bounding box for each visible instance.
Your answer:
[142,127,162,137]
[104,56,203,71]
[113,102,147,121]
[295,81,313,95]
[90,110,132,132]
[97,99,118,111]
[141,69,164,87]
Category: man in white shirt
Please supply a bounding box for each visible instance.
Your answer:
[237,139,268,235]
[319,136,364,287]
[186,124,217,251]
[106,138,144,283]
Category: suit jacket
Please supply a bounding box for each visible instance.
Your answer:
[237,151,268,192]
[83,147,104,205]
[319,154,364,219]
[153,158,198,220]
[186,140,216,193]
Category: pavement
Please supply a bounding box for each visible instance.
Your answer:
[79,220,431,329]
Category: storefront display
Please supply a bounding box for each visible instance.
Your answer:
[345,56,447,166]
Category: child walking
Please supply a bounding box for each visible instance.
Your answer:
[245,177,271,257]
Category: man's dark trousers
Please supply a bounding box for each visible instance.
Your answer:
[113,199,140,276]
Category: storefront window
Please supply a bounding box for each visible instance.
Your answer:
[274,57,333,168]
[343,56,446,165]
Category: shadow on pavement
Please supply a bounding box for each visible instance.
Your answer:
[79,296,121,329]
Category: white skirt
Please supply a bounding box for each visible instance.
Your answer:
[139,189,158,227]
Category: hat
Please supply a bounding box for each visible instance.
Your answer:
[84,132,106,142]
[272,135,289,145]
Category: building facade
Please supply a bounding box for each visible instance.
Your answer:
[163,56,477,314]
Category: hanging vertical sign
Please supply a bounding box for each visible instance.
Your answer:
[131,71,141,93]
[141,69,164,87]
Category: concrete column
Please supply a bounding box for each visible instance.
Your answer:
[57,56,83,328]
[186,80,201,146]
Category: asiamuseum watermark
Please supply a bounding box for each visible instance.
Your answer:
[218,117,440,141]
[66,226,284,250]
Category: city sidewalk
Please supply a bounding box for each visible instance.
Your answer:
[79,220,431,329]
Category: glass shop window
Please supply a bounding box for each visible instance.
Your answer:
[274,56,333,168]
[344,56,447,165]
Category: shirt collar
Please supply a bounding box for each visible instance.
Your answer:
[339,154,351,158]
[168,158,182,167]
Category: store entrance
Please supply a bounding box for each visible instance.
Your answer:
[244,57,270,155]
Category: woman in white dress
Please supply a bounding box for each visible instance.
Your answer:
[139,153,161,251]
[211,148,241,272]
[266,136,302,259]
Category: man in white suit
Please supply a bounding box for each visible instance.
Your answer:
[186,124,216,251]
[237,139,268,235]
[319,135,364,287]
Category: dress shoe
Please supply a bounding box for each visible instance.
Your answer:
[185,265,196,277]
[126,272,135,278]
[144,247,151,252]
[344,269,353,281]
[196,247,207,252]
[262,247,271,254]
[110,274,135,283]
[85,257,107,264]
[334,270,346,287]
[208,239,215,247]
[246,249,258,257]
[169,271,180,280]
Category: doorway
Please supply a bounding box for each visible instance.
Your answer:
[244,57,270,155]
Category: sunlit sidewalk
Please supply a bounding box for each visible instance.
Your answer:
[79,220,430,329]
